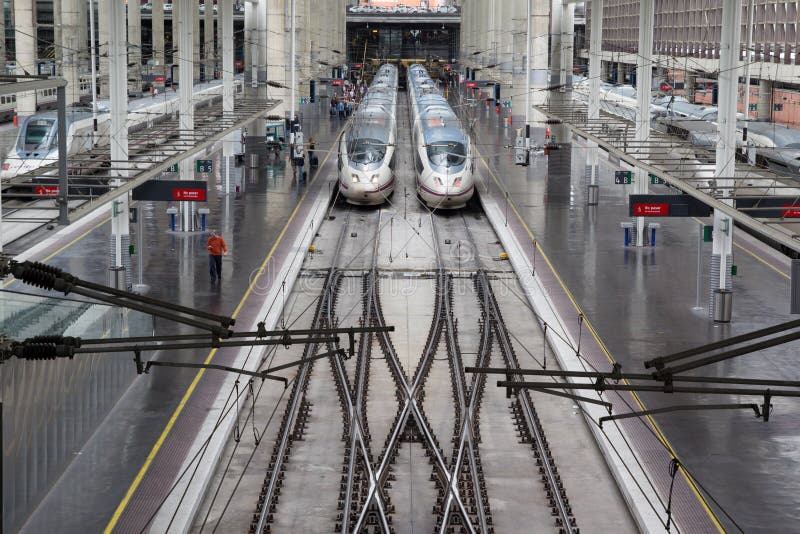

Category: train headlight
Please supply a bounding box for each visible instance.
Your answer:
[2,163,8,171]
[352,174,359,183]
[370,174,379,183]
[453,177,461,187]
[433,176,443,186]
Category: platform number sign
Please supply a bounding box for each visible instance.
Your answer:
[167,163,179,173]
[614,170,632,185]
[196,159,213,174]
[649,173,667,185]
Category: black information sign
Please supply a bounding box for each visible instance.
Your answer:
[735,196,800,218]
[132,180,208,202]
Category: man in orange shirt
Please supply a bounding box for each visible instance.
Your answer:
[207,229,228,282]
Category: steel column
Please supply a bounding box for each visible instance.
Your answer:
[712,0,742,312]
[178,0,196,231]
[634,0,654,246]
[587,0,604,187]
[57,86,69,225]
[109,0,130,287]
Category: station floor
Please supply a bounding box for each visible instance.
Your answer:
[16,102,344,533]
[471,103,798,533]
[10,94,799,533]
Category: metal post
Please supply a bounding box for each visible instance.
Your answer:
[290,0,296,123]
[742,0,755,152]
[524,0,531,129]
[634,0,654,246]
[713,0,741,296]
[57,86,69,225]
[133,205,149,294]
[88,0,98,143]
[694,223,703,310]
[222,0,234,195]
[587,0,604,194]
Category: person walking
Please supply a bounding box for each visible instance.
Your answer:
[207,229,228,282]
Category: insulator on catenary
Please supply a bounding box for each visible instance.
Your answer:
[10,261,76,292]
[16,343,75,361]
[24,335,82,348]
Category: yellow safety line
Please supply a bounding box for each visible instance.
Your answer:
[104,135,340,533]
[2,217,113,288]
[477,152,727,533]
[690,216,790,280]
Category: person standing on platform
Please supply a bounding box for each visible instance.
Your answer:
[207,229,228,282]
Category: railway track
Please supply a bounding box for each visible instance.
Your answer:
[246,91,581,532]
[463,210,578,534]
[250,208,353,534]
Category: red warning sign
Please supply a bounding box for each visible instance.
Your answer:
[633,203,669,216]
[35,185,59,196]
[782,205,800,218]
[465,81,477,88]
[172,188,207,201]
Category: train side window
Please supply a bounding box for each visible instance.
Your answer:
[415,152,424,175]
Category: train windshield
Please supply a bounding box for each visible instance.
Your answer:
[427,142,466,168]
[22,119,56,151]
[348,138,386,165]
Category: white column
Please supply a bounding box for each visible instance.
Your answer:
[128,0,142,96]
[529,0,549,111]
[61,0,82,105]
[98,0,109,97]
[193,0,201,83]
[561,3,574,87]
[0,0,6,71]
[549,0,562,86]
[268,0,288,118]
[587,0,604,186]
[290,0,296,121]
[13,0,36,117]
[258,0,268,100]
[152,0,165,77]
[54,0,63,69]
[222,0,236,195]
[109,0,131,288]
[204,0,214,81]
[633,0,653,246]
[178,0,195,231]
[712,0,742,304]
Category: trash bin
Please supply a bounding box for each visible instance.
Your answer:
[248,153,259,168]
[587,184,599,206]
[713,289,733,323]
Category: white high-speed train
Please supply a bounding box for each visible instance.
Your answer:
[0,80,240,181]
[408,64,473,209]
[338,63,398,205]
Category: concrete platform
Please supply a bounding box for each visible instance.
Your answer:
[471,98,800,533]
[13,102,344,534]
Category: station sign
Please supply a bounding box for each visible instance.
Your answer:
[196,159,213,174]
[649,173,667,185]
[628,194,712,217]
[735,196,800,218]
[132,180,208,202]
[614,170,632,184]
[35,185,59,196]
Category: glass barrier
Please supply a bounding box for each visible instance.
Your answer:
[0,289,154,532]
